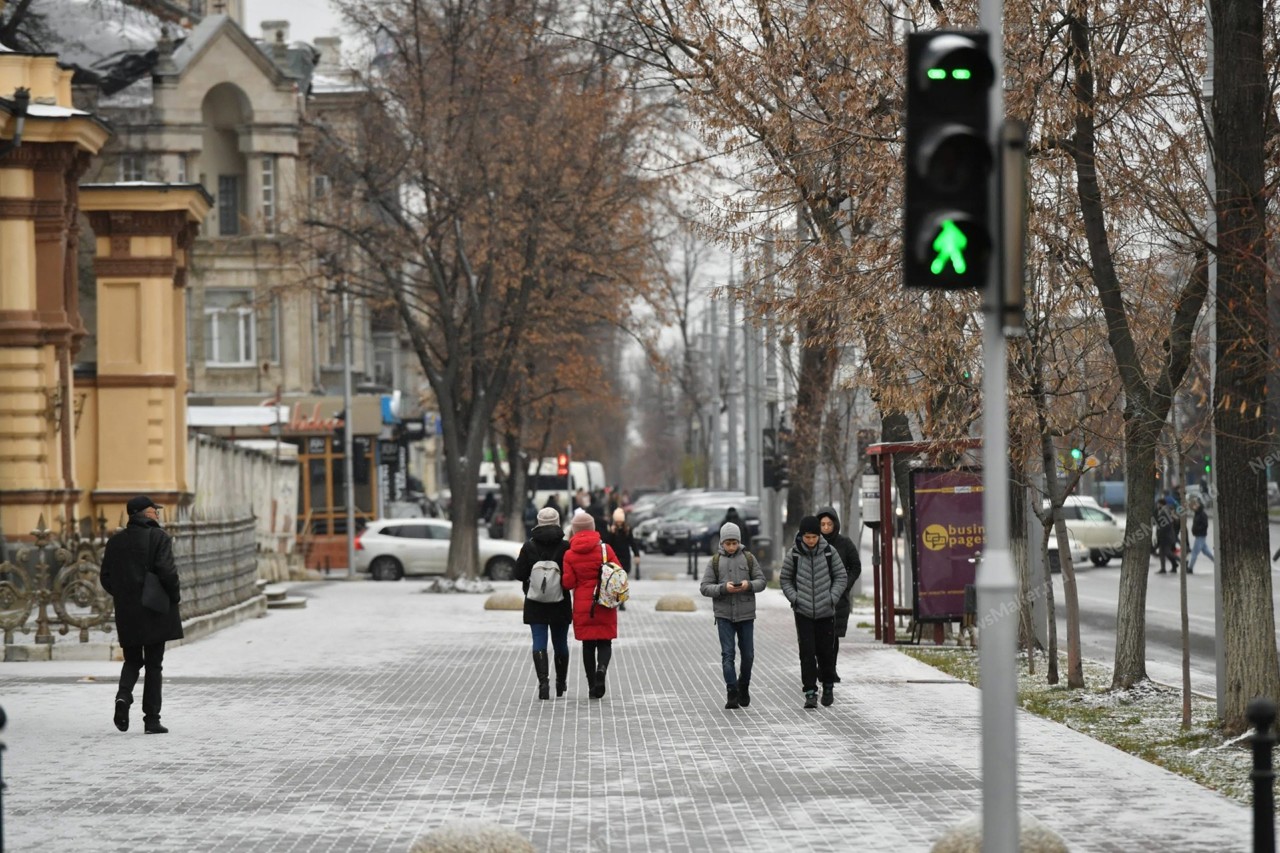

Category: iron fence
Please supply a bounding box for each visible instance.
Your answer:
[0,510,259,651]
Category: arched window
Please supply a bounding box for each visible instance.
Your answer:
[197,84,251,237]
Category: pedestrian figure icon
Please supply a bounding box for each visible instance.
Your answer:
[931,219,968,275]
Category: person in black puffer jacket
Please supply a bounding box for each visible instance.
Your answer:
[780,515,847,710]
[817,506,861,684]
[513,507,572,699]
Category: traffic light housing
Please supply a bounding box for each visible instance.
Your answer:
[1203,454,1211,475]
[904,31,996,289]
[556,453,569,477]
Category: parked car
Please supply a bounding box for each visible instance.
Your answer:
[354,518,522,581]
[656,500,761,555]
[1046,496,1125,566]
[1046,531,1089,573]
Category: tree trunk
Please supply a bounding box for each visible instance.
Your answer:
[1111,416,1162,687]
[1041,429,1084,688]
[1210,0,1280,735]
[785,323,839,533]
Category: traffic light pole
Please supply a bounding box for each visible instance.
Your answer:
[976,0,1018,848]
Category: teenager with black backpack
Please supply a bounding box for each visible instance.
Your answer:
[779,515,847,710]
[699,522,766,709]
[513,506,572,700]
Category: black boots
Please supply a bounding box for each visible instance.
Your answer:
[592,663,609,699]
[113,697,130,732]
[532,650,550,701]
[804,690,818,710]
[725,687,741,710]
[554,654,569,697]
[821,683,834,707]
[738,681,751,708]
[144,719,168,734]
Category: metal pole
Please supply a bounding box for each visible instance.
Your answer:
[341,287,356,579]
[1203,2,1225,719]
[709,299,721,489]
[1,704,6,853]
[979,0,1017,845]
[726,294,739,490]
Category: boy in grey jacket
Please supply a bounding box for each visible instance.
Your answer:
[780,515,847,710]
[700,523,767,709]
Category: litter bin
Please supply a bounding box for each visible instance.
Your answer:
[751,537,774,580]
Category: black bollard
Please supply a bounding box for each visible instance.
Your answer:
[1,703,7,853]
[1248,697,1277,853]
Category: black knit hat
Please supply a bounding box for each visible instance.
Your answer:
[798,515,822,536]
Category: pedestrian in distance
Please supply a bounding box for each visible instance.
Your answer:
[99,496,183,734]
[780,515,847,710]
[1155,496,1181,574]
[1186,497,1213,575]
[721,506,751,550]
[604,507,641,581]
[700,522,766,709]
[513,506,572,700]
[817,506,861,684]
[562,509,621,699]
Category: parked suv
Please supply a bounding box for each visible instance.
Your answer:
[354,518,522,581]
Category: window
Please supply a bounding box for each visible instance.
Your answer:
[1080,507,1112,522]
[204,289,255,366]
[217,175,240,236]
[313,174,331,200]
[261,155,277,234]
[176,154,188,183]
[120,154,145,182]
[372,332,397,388]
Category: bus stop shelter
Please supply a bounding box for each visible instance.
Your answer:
[865,439,982,645]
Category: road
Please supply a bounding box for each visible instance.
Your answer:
[1050,514,1280,696]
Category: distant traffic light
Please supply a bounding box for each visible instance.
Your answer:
[904,31,996,289]
[1203,454,1211,475]
[1070,447,1083,464]
[556,453,569,477]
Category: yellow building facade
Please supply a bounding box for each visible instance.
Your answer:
[0,48,210,537]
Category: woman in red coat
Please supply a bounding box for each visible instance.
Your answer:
[562,509,620,699]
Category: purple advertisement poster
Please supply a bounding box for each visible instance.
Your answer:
[910,469,984,621]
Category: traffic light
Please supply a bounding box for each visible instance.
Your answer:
[1203,454,1211,475]
[556,453,569,477]
[1070,447,1083,464]
[904,31,996,289]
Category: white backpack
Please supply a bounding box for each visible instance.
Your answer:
[527,559,564,603]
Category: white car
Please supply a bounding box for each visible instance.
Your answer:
[1045,496,1126,566]
[354,518,522,581]
[1046,531,1089,573]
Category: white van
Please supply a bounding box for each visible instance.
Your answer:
[528,457,608,512]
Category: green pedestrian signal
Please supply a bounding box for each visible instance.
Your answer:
[1070,447,1083,462]
[1203,454,1211,474]
[931,220,969,275]
[903,31,995,290]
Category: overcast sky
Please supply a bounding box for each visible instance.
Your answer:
[241,0,345,45]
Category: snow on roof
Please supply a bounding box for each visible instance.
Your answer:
[25,102,91,118]
[37,0,166,71]
[310,72,365,95]
[168,13,226,72]
[98,75,154,109]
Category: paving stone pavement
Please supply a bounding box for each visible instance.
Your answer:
[0,578,1252,852]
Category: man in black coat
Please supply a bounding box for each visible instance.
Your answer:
[817,506,861,683]
[100,495,184,734]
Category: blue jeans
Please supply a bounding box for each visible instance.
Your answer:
[530,623,570,656]
[716,618,755,688]
[1188,536,1214,571]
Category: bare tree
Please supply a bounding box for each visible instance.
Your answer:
[305,0,666,579]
